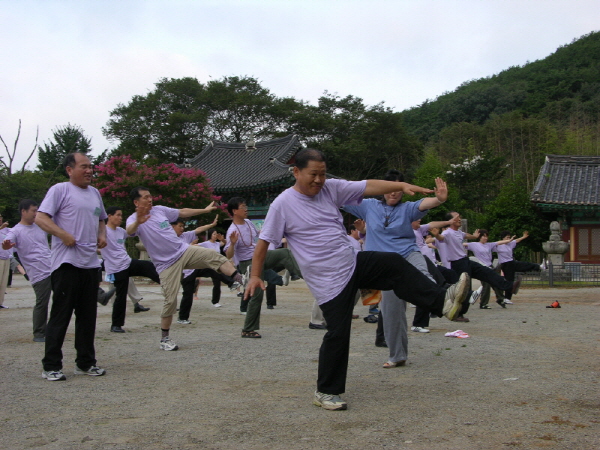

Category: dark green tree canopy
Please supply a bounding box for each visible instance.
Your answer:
[37,124,92,173]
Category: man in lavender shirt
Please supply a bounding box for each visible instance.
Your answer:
[101,206,158,334]
[126,187,241,351]
[35,153,108,381]
[3,199,52,342]
[245,149,470,411]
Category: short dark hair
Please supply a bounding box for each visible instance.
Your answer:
[207,227,218,237]
[130,186,150,203]
[445,211,458,221]
[63,152,89,170]
[294,148,326,169]
[170,218,185,226]
[106,206,122,217]
[227,197,246,216]
[348,224,357,233]
[478,229,489,241]
[500,230,512,239]
[18,199,38,214]
[383,169,404,182]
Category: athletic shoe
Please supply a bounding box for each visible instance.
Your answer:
[504,299,514,305]
[309,322,326,330]
[240,311,247,315]
[313,391,347,410]
[469,286,483,304]
[282,270,291,286]
[33,336,45,342]
[442,272,470,320]
[160,337,179,351]
[110,326,125,333]
[411,326,430,333]
[0,304,9,309]
[480,305,492,309]
[229,281,241,292]
[42,370,66,381]
[176,319,191,324]
[267,305,274,309]
[496,299,507,308]
[213,303,222,308]
[74,365,106,376]
[241,265,251,289]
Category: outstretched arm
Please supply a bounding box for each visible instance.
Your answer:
[179,202,217,219]
[514,231,529,243]
[364,180,434,197]
[193,215,218,235]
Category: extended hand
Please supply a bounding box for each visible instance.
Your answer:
[434,177,448,203]
[244,276,265,300]
[2,240,15,251]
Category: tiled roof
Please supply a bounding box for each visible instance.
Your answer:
[531,155,600,206]
[187,135,301,193]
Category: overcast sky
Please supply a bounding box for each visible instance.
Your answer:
[2,0,598,170]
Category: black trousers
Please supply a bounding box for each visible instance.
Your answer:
[501,260,540,284]
[43,264,99,371]
[412,259,453,327]
[112,259,160,327]
[179,268,234,319]
[450,257,513,300]
[317,251,446,395]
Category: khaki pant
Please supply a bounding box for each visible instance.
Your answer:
[0,258,10,306]
[159,246,228,318]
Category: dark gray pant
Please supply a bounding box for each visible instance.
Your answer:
[32,276,52,339]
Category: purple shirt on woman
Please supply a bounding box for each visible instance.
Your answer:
[4,223,51,284]
[465,242,497,267]
[496,240,517,264]
[441,228,468,262]
[100,227,132,275]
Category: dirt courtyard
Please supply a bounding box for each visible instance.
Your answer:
[1,275,599,450]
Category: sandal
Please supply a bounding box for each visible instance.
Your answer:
[241,331,261,338]
[383,360,406,368]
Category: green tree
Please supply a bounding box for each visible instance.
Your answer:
[481,176,549,259]
[37,124,93,174]
[103,76,304,164]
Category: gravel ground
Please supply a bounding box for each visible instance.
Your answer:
[1,275,599,450]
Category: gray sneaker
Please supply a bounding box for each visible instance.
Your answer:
[74,365,106,376]
[176,319,192,324]
[443,272,470,321]
[313,391,347,410]
[160,337,179,351]
[282,270,291,286]
[241,265,251,289]
[42,370,66,381]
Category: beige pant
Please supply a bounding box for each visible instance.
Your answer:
[0,258,10,306]
[159,246,228,318]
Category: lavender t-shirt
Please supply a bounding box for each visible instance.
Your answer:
[435,237,451,269]
[100,227,132,274]
[199,240,221,253]
[414,224,436,263]
[4,223,51,284]
[465,241,497,267]
[126,205,187,273]
[441,228,468,262]
[259,179,367,305]
[0,228,13,260]
[38,182,106,272]
[224,219,259,266]
[496,240,517,264]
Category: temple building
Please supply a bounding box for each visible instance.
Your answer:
[531,155,600,263]
[187,135,302,220]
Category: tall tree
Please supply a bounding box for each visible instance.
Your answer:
[103,76,304,164]
[37,124,93,173]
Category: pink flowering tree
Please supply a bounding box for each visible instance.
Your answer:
[94,155,228,225]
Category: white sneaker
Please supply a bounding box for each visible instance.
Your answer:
[160,337,179,351]
[240,311,247,315]
[504,299,514,304]
[282,270,291,286]
[74,365,106,376]
[443,272,470,321]
[313,391,347,410]
[229,281,241,292]
[42,370,66,381]
[411,326,430,333]
[469,285,483,304]
[176,319,191,324]
[213,303,222,308]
